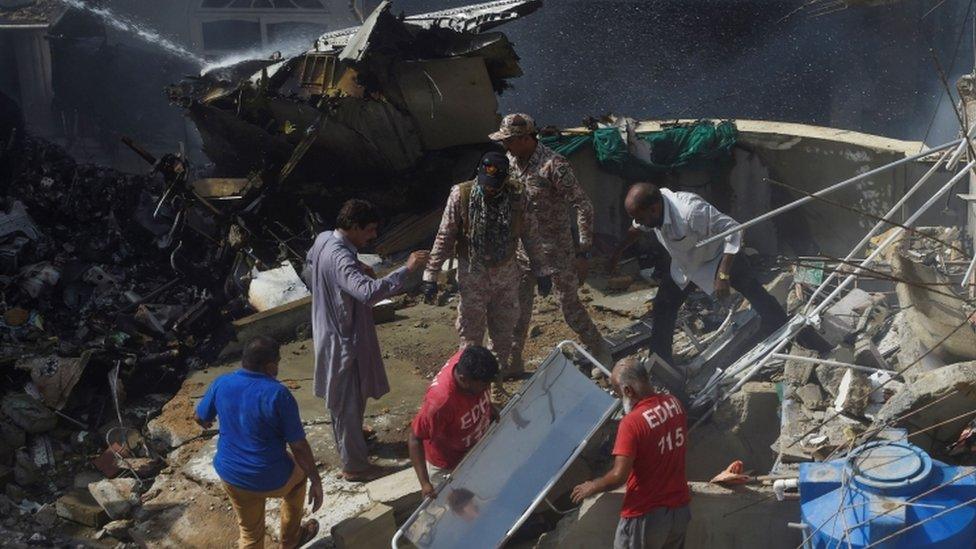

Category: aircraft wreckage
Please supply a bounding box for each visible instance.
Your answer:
[168,0,541,217]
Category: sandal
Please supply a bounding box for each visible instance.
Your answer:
[338,465,386,483]
[298,519,319,547]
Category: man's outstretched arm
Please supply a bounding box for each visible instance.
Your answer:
[570,455,634,503]
[408,432,437,499]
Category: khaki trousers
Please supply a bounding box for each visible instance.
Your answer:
[222,463,307,549]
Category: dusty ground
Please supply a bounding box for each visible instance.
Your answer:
[126,275,640,547]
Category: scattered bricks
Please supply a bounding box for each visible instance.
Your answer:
[795,384,825,410]
[364,468,422,524]
[819,289,873,345]
[854,337,887,370]
[56,488,108,528]
[372,299,396,324]
[1,393,57,434]
[88,478,140,520]
[833,369,871,416]
[783,348,818,387]
[331,502,395,549]
[92,443,129,478]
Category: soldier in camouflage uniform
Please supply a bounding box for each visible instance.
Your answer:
[490,113,610,373]
[421,152,552,377]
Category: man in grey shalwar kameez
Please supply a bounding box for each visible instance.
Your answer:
[307,199,429,480]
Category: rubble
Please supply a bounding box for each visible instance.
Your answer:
[56,488,108,528]
[0,0,974,546]
[874,361,976,458]
[88,478,140,520]
[818,288,876,345]
[831,368,871,416]
[886,230,976,367]
[1,393,57,434]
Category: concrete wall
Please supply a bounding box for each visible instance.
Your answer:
[567,120,965,257]
[537,483,801,549]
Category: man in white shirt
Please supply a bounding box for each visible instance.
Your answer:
[613,182,829,365]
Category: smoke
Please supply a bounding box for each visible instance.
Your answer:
[391,0,974,142]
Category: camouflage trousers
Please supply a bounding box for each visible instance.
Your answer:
[456,260,520,369]
[511,261,602,364]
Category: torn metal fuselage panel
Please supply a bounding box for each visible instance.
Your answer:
[170,0,541,196]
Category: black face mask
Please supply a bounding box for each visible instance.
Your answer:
[481,180,503,194]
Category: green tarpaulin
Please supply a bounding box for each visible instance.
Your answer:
[540,120,738,178]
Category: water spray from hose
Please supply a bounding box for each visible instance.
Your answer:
[54,0,206,67]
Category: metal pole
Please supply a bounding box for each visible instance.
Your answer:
[962,253,976,289]
[802,140,966,310]
[694,138,962,249]
[769,353,895,375]
[808,160,976,318]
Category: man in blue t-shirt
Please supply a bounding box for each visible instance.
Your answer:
[195,336,323,548]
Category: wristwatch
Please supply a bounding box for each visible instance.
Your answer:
[576,250,592,260]
[717,271,730,281]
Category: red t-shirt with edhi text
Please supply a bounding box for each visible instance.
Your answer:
[613,393,691,518]
[411,351,492,469]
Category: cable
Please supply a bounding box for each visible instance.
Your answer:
[919,0,975,149]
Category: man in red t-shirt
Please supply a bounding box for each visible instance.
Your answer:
[572,357,691,549]
[409,346,499,498]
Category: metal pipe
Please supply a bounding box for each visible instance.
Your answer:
[803,141,965,310]
[691,326,798,430]
[962,253,976,289]
[769,353,896,375]
[694,138,962,249]
[808,160,976,318]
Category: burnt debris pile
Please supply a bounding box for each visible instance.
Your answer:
[166,1,542,219]
[0,130,330,538]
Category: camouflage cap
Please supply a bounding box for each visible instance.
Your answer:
[489,113,537,141]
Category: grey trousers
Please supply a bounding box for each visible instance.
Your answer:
[614,505,691,549]
[328,364,369,473]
